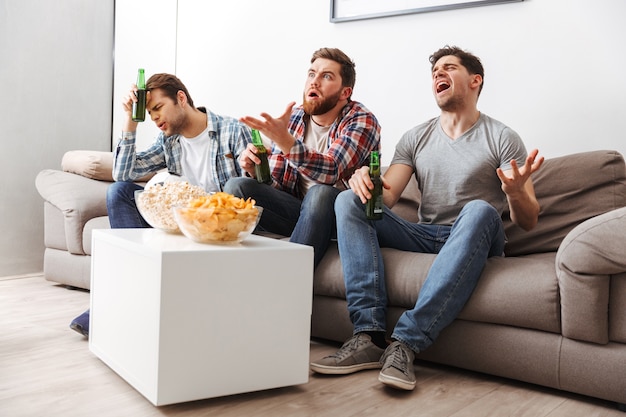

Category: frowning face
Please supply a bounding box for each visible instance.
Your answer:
[147,89,187,137]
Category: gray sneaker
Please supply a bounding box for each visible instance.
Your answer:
[378,341,416,390]
[310,333,385,375]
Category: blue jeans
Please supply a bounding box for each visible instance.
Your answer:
[224,177,340,267]
[335,191,505,353]
[106,181,150,228]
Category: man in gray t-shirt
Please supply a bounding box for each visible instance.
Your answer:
[393,112,527,225]
[310,46,544,392]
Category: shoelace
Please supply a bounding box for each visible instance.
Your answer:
[328,335,365,360]
[385,344,410,375]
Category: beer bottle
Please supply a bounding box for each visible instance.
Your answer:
[251,129,272,184]
[365,150,383,220]
[132,68,146,122]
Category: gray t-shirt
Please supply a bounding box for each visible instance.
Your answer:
[391,113,527,225]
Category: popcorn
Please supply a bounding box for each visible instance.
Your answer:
[136,181,207,231]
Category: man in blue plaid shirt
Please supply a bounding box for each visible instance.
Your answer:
[225,48,381,268]
[69,73,251,338]
[108,73,252,227]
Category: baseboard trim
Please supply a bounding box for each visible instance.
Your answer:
[0,272,44,281]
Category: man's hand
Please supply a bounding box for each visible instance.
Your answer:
[238,143,264,178]
[240,102,296,154]
[496,148,544,196]
[348,166,391,204]
[497,148,544,230]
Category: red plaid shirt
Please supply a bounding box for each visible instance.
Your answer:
[268,101,381,198]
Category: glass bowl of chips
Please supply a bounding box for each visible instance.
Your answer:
[135,181,207,233]
[173,192,262,244]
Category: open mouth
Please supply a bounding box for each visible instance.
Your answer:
[307,90,320,99]
[436,81,450,94]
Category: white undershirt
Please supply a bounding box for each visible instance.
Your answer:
[179,127,219,193]
[298,120,330,195]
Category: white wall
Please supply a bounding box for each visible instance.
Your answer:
[0,0,114,276]
[170,0,626,165]
[112,0,176,148]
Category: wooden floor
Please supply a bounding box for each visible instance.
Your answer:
[1,275,624,417]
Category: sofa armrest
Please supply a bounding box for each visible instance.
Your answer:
[36,169,111,255]
[556,206,626,344]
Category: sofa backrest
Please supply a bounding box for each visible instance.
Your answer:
[387,150,626,257]
[503,150,626,256]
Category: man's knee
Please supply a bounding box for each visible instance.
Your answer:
[224,177,256,197]
[304,185,341,207]
[107,181,132,195]
[334,190,361,214]
[459,200,505,251]
[107,181,140,203]
[462,200,499,221]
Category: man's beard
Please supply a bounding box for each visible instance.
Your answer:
[437,99,461,112]
[436,89,466,112]
[303,89,342,115]
[164,111,186,137]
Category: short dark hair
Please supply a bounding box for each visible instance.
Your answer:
[429,45,485,96]
[311,47,356,94]
[146,73,195,108]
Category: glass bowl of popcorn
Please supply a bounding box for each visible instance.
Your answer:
[173,192,262,244]
[135,180,207,233]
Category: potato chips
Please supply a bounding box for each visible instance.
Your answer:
[174,192,261,243]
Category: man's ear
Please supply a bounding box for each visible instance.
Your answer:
[341,86,353,100]
[471,74,483,90]
[177,90,187,107]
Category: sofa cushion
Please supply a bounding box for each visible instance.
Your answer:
[461,252,560,334]
[62,150,115,181]
[61,150,155,182]
[314,244,560,334]
[503,150,626,256]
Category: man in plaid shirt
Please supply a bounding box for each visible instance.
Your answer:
[224,48,381,267]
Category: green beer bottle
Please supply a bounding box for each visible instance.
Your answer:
[251,129,271,184]
[132,68,146,122]
[366,150,383,220]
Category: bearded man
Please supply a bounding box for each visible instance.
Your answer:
[225,47,381,267]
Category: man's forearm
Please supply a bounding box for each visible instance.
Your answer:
[507,191,540,231]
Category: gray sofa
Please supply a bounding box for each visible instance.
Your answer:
[36,149,626,407]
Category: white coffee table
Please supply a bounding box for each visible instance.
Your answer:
[89,229,313,406]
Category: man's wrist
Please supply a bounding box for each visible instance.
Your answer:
[121,131,136,141]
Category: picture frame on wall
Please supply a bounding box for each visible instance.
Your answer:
[330,0,524,23]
